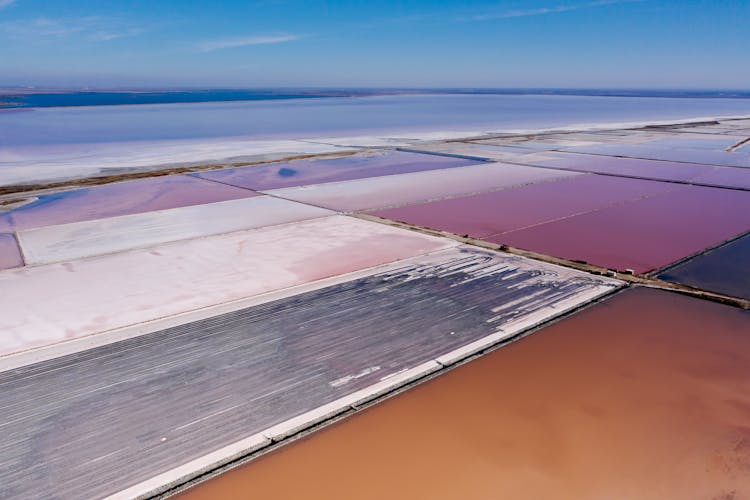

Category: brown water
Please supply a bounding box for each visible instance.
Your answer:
[179,288,750,500]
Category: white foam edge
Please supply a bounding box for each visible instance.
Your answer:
[104,360,442,500]
[435,282,621,366]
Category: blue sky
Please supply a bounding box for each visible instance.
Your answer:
[0,0,748,88]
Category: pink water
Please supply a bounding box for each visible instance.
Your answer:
[0,175,257,232]
[371,174,673,238]
[493,184,750,272]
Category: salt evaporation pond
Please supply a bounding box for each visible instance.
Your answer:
[179,288,750,500]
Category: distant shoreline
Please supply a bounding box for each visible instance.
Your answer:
[2,88,750,110]
[2,114,748,196]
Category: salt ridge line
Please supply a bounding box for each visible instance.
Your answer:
[298,115,750,149]
[17,196,334,266]
[100,252,620,500]
[0,149,361,197]
[0,244,464,373]
[3,115,749,197]
[262,162,580,212]
[0,139,354,188]
[0,246,618,498]
[648,228,750,277]
[352,212,750,310]
[403,145,750,192]
[0,215,455,359]
[116,291,621,500]
[727,136,750,152]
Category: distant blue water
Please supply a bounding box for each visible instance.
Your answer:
[3,94,750,147]
[0,90,344,109]
[2,92,750,186]
[2,89,749,109]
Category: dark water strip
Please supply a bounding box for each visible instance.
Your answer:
[0,90,342,109]
[658,232,750,300]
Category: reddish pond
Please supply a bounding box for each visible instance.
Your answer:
[180,288,750,500]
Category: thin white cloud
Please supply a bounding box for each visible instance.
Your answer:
[197,34,299,52]
[467,0,645,21]
[350,0,646,30]
[88,28,143,42]
[0,0,16,9]
[0,16,143,42]
[0,17,86,39]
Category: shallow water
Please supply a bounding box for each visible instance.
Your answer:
[493,184,750,272]
[179,287,750,500]
[0,233,22,270]
[4,94,750,146]
[0,216,452,356]
[0,246,614,499]
[265,162,578,211]
[565,142,750,168]
[525,152,717,183]
[192,150,480,191]
[371,174,672,238]
[659,233,750,299]
[0,175,256,232]
[525,152,750,190]
[694,166,750,189]
[3,94,750,185]
[17,196,332,265]
[0,90,334,108]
